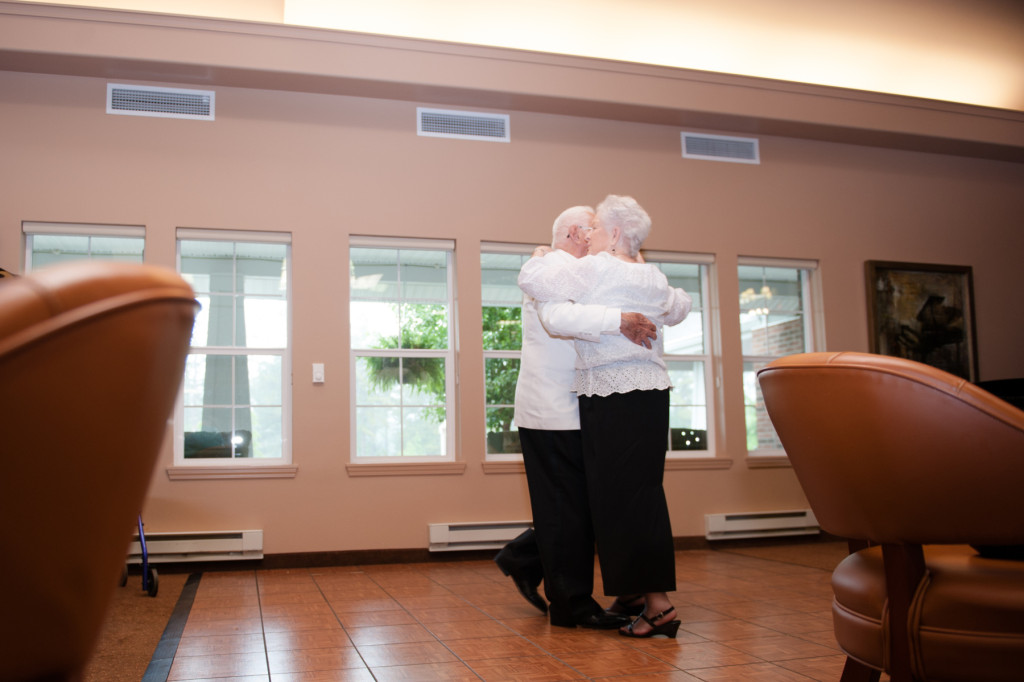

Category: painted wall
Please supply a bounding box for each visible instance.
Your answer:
[1,12,1022,557]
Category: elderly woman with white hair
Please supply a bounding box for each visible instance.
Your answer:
[518,194,692,638]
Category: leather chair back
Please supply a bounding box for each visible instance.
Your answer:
[758,351,1024,547]
[0,261,197,682]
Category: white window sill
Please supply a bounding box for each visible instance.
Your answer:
[665,456,733,471]
[482,461,525,474]
[346,462,467,477]
[167,465,298,480]
[745,454,792,469]
[480,456,733,474]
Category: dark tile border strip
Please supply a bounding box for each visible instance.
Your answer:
[141,572,202,682]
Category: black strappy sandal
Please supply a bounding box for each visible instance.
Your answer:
[618,606,681,639]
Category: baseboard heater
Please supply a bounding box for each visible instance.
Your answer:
[428,520,532,552]
[127,530,264,564]
[705,509,819,541]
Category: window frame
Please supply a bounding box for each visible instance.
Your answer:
[480,242,533,462]
[644,251,718,460]
[348,236,457,463]
[23,221,145,268]
[172,228,293,471]
[738,256,824,458]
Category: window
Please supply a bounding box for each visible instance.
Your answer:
[646,253,716,457]
[349,237,455,460]
[176,230,291,466]
[480,244,531,459]
[739,258,821,454]
[24,222,144,268]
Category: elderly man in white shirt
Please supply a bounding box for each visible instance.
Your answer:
[494,205,655,629]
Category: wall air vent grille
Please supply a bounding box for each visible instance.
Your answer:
[417,107,510,142]
[107,83,215,121]
[682,132,759,164]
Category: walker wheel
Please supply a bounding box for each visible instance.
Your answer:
[146,566,159,597]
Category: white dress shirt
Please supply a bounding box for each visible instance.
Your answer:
[513,249,620,430]
[518,250,692,397]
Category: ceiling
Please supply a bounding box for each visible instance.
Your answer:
[9,0,1024,111]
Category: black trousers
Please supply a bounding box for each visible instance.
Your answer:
[578,389,676,596]
[519,427,603,619]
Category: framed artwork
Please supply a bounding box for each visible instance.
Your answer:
[865,261,978,381]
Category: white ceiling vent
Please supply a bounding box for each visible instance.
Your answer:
[107,83,215,121]
[417,107,510,142]
[682,132,759,164]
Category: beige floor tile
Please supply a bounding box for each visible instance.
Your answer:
[261,590,332,606]
[597,673,703,681]
[674,605,734,623]
[267,646,367,674]
[356,640,459,667]
[559,648,678,677]
[264,628,355,651]
[746,611,835,635]
[180,617,264,637]
[392,595,470,610]
[426,618,515,640]
[327,597,404,613]
[772,654,850,681]
[272,670,375,682]
[679,619,784,641]
[261,613,345,633]
[174,633,266,656]
[261,602,335,619]
[465,654,586,680]
[793,629,843,650]
[335,608,418,628]
[717,634,840,661]
[442,634,546,661]
[406,605,492,623]
[370,660,482,681]
[186,605,262,621]
[345,622,437,647]
[686,661,820,680]
[642,641,762,669]
[168,677,269,682]
[523,630,636,654]
[167,651,269,680]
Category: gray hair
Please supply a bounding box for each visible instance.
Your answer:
[596,195,651,256]
[550,205,594,247]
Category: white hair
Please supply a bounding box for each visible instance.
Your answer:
[595,195,651,256]
[550,205,594,247]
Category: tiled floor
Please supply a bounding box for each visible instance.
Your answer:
[163,544,884,681]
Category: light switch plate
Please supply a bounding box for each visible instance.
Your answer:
[312,363,325,384]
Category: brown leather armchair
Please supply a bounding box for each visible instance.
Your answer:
[0,261,197,682]
[758,352,1024,682]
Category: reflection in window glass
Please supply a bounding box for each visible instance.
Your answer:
[28,233,144,268]
[648,258,712,456]
[179,238,289,462]
[738,263,815,452]
[481,250,529,457]
[667,360,708,451]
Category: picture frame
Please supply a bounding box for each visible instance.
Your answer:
[865,261,978,381]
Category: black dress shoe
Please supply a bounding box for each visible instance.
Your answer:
[550,609,632,630]
[494,557,547,614]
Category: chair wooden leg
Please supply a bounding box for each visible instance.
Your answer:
[840,656,881,681]
[881,543,926,682]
